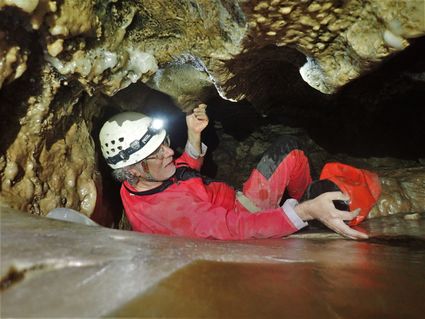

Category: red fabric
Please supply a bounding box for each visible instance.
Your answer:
[120,150,312,240]
[320,163,382,226]
[243,150,312,209]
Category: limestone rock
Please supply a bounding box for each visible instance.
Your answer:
[0,64,102,218]
[2,0,423,96]
[0,35,28,87]
[227,0,425,94]
[370,167,425,218]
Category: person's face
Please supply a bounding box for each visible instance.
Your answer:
[143,136,176,181]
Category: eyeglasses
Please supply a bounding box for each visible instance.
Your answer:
[145,136,171,160]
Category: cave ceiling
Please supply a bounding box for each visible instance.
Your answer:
[0,0,424,221]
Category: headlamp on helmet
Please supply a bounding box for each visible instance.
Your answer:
[150,118,164,131]
[99,112,167,169]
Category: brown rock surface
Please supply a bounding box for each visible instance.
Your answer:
[0,64,103,217]
[220,0,425,95]
[370,167,425,218]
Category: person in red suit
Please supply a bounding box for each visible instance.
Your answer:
[99,104,375,240]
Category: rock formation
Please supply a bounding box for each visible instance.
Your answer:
[0,0,424,223]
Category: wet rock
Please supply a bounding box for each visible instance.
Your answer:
[0,67,102,218]
[2,1,424,93]
[370,167,425,218]
[223,0,425,95]
[1,206,425,318]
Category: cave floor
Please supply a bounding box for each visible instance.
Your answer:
[1,206,424,318]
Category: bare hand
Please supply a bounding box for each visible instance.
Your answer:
[186,104,209,134]
[295,191,368,240]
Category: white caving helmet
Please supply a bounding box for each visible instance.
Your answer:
[99,112,166,169]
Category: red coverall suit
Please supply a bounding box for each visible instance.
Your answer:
[121,137,312,240]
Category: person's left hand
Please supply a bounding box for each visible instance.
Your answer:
[295,191,369,240]
[186,104,209,134]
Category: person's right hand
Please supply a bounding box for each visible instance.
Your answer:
[186,104,209,135]
[295,191,368,240]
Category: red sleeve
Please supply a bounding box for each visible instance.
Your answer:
[139,194,300,240]
[193,203,299,240]
[175,152,204,171]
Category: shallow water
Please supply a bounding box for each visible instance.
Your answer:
[111,238,425,318]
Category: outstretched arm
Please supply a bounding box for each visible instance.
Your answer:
[186,104,209,154]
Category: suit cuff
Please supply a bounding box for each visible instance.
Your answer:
[185,141,207,159]
[282,198,308,230]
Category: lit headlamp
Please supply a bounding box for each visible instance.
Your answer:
[150,119,164,131]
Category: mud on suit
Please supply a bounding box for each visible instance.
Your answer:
[121,136,313,240]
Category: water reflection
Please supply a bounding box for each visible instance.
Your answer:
[110,238,425,318]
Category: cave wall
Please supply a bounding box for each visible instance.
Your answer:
[1,0,424,222]
[0,64,101,215]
